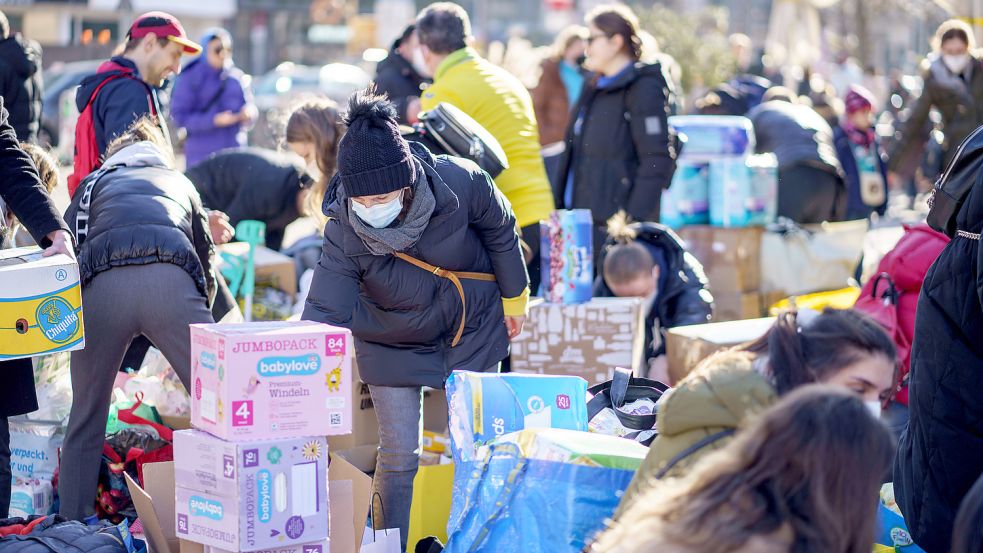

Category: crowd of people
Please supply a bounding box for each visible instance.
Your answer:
[2,3,983,552]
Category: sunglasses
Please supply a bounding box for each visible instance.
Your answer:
[212,45,226,54]
[587,33,609,45]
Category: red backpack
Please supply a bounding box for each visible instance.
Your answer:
[68,62,156,197]
[853,224,949,404]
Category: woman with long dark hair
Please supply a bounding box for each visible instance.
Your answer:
[284,98,344,229]
[593,385,895,553]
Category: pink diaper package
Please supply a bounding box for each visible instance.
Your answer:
[174,429,329,551]
[190,322,353,441]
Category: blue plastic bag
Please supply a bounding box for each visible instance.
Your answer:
[446,371,589,463]
[876,503,926,552]
[445,443,634,553]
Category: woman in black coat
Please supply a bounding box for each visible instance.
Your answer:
[895,151,983,552]
[554,5,677,262]
[302,91,528,548]
[0,97,74,519]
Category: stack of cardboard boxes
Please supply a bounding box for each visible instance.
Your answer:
[170,321,354,552]
[677,226,767,322]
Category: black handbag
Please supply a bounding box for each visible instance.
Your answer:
[927,125,983,238]
[414,102,509,178]
[587,367,669,446]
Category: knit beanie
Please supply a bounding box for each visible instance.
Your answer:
[844,85,876,115]
[337,90,417,197]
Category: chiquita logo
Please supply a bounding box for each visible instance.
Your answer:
[257,355,321,377]
[189,496,224,520]
[257,470,273,523]
[35,297,79,344]
[200,351,218,370]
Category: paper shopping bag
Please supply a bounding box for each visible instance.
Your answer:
[361,528,401,553]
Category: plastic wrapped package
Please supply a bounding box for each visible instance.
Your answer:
[661,160,710,228]
[8,419,64,480]
[446,371,589,463]
[540,209,593,304]
[746,153,778,225]
[587,396,658,444]
[668,115,755,158]
[120,348,190,418]
[27,353,72,423]
[486,428,648,470]
[9,477,54,518]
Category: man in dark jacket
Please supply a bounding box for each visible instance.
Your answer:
[0,11,43,143]
[185,147,314,251]
[58,119,215,521]
[748,87,845,224]
[895,131,983,552]
[594,219,712,382]
[0,96,74,518]
[73,11,201,166]
[373,25,430,125]
[303,91,528,548]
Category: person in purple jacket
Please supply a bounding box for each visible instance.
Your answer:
[170,28,255,167]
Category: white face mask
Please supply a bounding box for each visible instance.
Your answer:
[351,193,403,229]
[412,47,431,77]
[944,53,971,74]
[865,400,882,419]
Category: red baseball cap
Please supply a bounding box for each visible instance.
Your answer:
[127,11,202,55]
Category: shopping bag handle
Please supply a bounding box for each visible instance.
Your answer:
[466,443,527,553]
[370,491,388,543]
[446,442,524,550]
[116,392,173,442]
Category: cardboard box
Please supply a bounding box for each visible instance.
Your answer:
[218,243,298,298]
[174,431,329,551]
[329,448,375,553]
[713,291,763,322]
[677,226,763,293]
[540,209,593,304]
[510,297,645,385]
[665,317,774,385]
[190,322,353,440]
[205,540,328,553]
[0,247,84,360]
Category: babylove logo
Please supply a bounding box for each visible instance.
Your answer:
[257,354,321,377]
[35,297,79,344]
[200,351,218,371]
[256,470,273,523]
[189,496,224,520]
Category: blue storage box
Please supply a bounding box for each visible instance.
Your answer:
[540,209,593,304]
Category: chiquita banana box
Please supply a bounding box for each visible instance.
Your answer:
[0,247,84,360]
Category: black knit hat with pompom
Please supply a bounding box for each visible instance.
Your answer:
[337,88,417,197]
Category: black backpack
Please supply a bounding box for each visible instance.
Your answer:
[927,125,983,237]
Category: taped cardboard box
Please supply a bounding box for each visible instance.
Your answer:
[510,297,645,385]
[0,247,84,361]
[713,291,763,322]
[218,243,298,298]
[665,317,774,385]
[677,226,763,293]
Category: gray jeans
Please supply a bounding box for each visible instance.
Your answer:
[58,263,214,520]
[368,384,423,551]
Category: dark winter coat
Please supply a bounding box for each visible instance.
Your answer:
[890,55,983,174]
[594,222,713,363]
[0,97,69,418]
[554,62,677,226]
[185,147,310,251]
[64,143,216,302]
[894,163,983,552]
[302,142,529,388]
[833,125,889,220]
[0,516,133,552]
[170,58,250,168]
[75,56,168,157]
[373,50,429,125]
[0,35,43,143]
[748,100,842,175]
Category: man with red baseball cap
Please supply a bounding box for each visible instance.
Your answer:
[69,11,201,194]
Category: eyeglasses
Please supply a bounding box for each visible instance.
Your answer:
[586,33,609,45]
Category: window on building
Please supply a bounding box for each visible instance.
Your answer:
[74,19,119,46]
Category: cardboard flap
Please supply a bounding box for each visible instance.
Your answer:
[330,451,374,552]
[125,462,179,553]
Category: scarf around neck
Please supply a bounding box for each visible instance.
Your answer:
[843,120,875,148]
[343,157,436,256]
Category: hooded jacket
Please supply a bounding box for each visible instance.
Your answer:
[554,62,677,225]
[0,516,133,552]
[75,56,167,157]
[0,34,43,142]
[170,39,251,168]
[302,142,529,388]
[64,142,215,301]
[615,352,777,517]
[594,222,712,362]
[748,100,842,174]
[373,48,429,125]
[895,155,983,551]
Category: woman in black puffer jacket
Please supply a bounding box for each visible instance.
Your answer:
[554,5,678,265]
[302,91,529,548]
[59,118,216,522]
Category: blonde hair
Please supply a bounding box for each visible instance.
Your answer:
[102,117,174,167]
[285,98,343,228]
[20,143,59,194]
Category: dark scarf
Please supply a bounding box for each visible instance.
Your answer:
[843,120,875,148]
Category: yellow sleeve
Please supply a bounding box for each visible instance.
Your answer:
[421,81,462,112]
[502,287,530,317]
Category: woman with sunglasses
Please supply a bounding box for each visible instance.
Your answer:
[553,4,678,265]
[170,27,256,167]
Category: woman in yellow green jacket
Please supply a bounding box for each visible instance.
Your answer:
[615,309,898,518]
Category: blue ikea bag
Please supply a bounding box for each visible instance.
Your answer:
[444,443,633,553]
[876,503,926,552]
